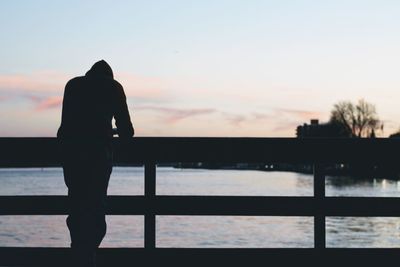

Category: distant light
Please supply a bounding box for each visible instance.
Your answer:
[382,179,387,189]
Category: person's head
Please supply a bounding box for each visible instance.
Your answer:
[86,60,113,79]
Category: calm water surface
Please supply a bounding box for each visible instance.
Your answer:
[0,167,399,248]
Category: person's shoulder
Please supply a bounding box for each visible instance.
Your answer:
[65,76,85,87]
[110,79,125,95]
[110,79,127,99]
[111,79,123,89]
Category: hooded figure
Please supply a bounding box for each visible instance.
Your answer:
[85,60,114,78]
[58,60,134,139]
[57,60,134,266]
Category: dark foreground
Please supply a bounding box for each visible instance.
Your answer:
[2,137,400,266]
[1,248,398,266]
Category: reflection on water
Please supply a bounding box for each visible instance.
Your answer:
[0,216,144,248]
[326,176,400,197]
[0,167,399,248]
[157,216,313,248]
[326,176,400,247]
[327,217,400,248]
[156,168,313,196]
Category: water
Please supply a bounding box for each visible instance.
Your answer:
[0,167,400,248]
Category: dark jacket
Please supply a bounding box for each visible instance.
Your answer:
[57,60,134,141]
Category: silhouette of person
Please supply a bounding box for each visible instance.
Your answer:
[57,60,134,266]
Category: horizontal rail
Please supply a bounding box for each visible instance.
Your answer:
[1,137,400,166]
[0,247,399,266]
[1,196,400,216]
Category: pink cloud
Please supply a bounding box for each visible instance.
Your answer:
[0,72,331,137]
[135,105,216,123]
[0,72,68,93]
[35,96,63,111]
[0,72,173,104]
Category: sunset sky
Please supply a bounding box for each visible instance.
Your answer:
[1,0,400,137]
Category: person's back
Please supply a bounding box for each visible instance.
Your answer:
[58,60,134,267]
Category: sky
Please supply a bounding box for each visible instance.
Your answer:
[1,0,400,137]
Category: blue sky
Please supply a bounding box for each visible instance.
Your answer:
[1,1,400,136]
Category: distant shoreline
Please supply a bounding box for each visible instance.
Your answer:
[172,163,400,181]
[1,163,399,181]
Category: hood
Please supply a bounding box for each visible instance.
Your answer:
[85,60,114,79]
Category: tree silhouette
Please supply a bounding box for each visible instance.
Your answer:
[330,99,382,138]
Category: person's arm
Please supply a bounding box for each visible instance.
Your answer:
[114,83,134,138]
[57,80,74,138]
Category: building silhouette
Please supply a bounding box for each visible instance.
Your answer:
[296,119,350,138]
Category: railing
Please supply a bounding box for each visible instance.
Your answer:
[1,137,400,266]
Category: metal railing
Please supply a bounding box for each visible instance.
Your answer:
[0,137,400,266]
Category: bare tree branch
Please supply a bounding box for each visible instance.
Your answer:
[329,99,381,138]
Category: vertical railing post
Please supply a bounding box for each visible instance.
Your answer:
[314,163,325,249]
[145,162,156,249]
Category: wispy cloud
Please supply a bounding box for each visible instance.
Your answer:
[274,108,324,120]
[34,96,63,111]
[0,72,68,92]
[135,105,216,123]
[0,89,62,112]
[0,72,66,113]
[220,108,324,128]
[0,72,329,137]
[0,72,175,106]
[221,113,247,127]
